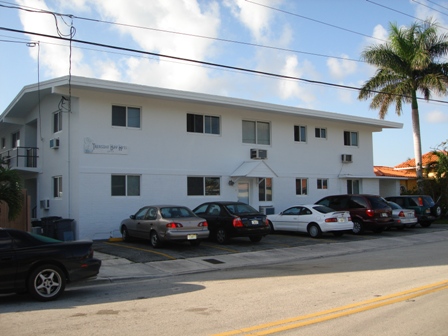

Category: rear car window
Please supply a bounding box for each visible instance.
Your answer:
[365,196,390,209]
[225,203,258,215]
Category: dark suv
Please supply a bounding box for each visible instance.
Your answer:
[315,194,395,234]
[193,202,270,244]
[385,195,441,227]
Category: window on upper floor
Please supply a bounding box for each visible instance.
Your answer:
[315,127,327,139]
[53,111,62,133]
[317,178,328,190]
[111,175,141,196]
[294,125,307,143]
[53,176,62,198]
[12,132,20,148]
[112,105,141,128]
[242,120,270,145]
[187,113,220,135]
[295,178,308,195]
[187,176,220,196]
[259,178,272,201]
[344,131,358,146]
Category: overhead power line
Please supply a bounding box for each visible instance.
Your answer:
[1,26,448,105]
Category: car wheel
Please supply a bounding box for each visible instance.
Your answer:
[352,220,364,234]
[190,240,201,246]
[150,231,163,248]
[432,205,442,217]
[215,227,230,244]
[249,235,263,243]
[332,232,344,237]
[268,221,275,233]
[28,265,66,302]
[307,223,322,238]
[121,226,131,242]
[420,221,432,228]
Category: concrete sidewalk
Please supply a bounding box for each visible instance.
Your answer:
[92,230,448,284]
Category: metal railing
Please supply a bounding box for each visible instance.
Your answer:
[0,147,39,169]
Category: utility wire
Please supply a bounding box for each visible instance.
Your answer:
[1,26,448,105]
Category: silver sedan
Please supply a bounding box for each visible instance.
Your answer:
[120,205,209,248]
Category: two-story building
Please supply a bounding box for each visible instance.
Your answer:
[0,76,402,240]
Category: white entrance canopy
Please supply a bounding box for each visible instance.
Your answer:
[230,161,278,178]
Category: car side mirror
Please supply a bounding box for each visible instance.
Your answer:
[130,215,136,219]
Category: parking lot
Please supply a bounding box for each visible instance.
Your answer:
[93,224,448,264]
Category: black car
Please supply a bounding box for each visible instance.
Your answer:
[0,228,101,301]
[193,202,270,244]
[385,195,441,227]
[315,194,395,234]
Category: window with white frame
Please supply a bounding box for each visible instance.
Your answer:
[111,175,141,196]
[53,111,62,133]
[294,125,306,142]
[315,127,326,139]
[242,120,270,145]
[347,179,360,194]
[344,131,358,146]
[12,132,20,148]
[187,113,220,135]
[187,176,220,196]
[53,176,62,198]
[112,105,141,128]
[317,178,328,190]
[259,178,272,201]
[295,178,308,195]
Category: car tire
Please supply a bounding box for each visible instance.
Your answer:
[308,223,322,238]
[28,264,66,302]
[215,227,230,244]
[268,221,275,233]
[352,220,364,235]
[150,231,163,248]
[249,235,263,243]
[121,226,131,242]
[432,205,442,217]
[190,240,201,246]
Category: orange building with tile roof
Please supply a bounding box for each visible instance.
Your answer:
[374,151,445,192]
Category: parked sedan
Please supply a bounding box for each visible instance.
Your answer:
[0,228,101,301]
[267,205,353,238]
[386,201,418,229]
[120,205,209,248]
[193,202,270,244]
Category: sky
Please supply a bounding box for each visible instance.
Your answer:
[0,0,447,167]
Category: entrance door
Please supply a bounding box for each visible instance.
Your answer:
[237,182,250,204]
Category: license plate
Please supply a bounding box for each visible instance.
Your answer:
[381,213,388,217]
[187,234,197,240]
[251,220,259,225]
[337,217,346,222]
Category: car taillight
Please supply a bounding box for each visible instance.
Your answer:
[366,209,375,217]
[325,218,338,222]
[398,211,405,217]
[233,217,243,227]
[198,221,208,227]
[264,219,269,226]
[166,222,183,228]
[418,197,423,206]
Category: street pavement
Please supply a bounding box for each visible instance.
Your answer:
[91,229,448,285]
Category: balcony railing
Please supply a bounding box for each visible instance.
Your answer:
[0,147,39,170]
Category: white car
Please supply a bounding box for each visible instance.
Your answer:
[267,205,353,238]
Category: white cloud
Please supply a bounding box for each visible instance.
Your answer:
[425,110,448,123]
[326,55,357,80]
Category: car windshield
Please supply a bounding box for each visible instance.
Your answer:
[225,203,258,215]
[312,205,336,214]
[160,207,196,219]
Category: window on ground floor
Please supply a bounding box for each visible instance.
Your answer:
[53,176,62,198]
[317,178,328,190]
[187,176,220,196]
[295,178,308,195]
[111,175,141,196]
[347,179,360,194]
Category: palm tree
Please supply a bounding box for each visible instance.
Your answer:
[0,159,23,221]
[358,19,448,192]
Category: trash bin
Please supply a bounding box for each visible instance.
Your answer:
[40,216,62,238]
[54,218,75,241]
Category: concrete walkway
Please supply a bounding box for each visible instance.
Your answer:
[92,230,448,284]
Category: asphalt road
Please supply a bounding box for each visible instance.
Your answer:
[93,224,448,263]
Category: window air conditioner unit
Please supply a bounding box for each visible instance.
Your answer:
[50,138,60,149]
[259,206,275,215]
[40,199,50,210]
[251,149,267,160]
[341,154,353,163]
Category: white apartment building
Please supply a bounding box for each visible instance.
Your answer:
[0,76,402,240]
